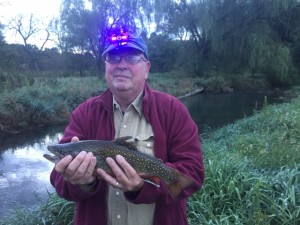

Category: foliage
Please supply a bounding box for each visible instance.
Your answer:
[0,191,75,225]
[188,97,300,225]
[148,71,203,96]
[188,159,300,225]
[0,22,4,44]
[0,72,203,135]
[59,0,161,72]
[1,0,300,86]
[0,76,106,133]
[0,70,34,91]
[208,97,300,169]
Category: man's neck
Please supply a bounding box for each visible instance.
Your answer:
[113,90,143,112]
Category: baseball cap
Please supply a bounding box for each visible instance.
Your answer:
[102,32,148,58]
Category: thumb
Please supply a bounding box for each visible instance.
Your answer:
[71,136,80,142]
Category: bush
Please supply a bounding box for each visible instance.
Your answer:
[0,77,106,133]
[0,70,34,92]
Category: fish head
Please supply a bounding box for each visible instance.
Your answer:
[43,143,81,164]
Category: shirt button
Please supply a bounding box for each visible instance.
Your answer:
[116,191,120,196]
[123,124,127,128]
[117,215,121,219]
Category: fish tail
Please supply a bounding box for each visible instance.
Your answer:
[167,172,194,199]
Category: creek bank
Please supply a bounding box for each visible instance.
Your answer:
[178,88,204,99]
[0,85,295,140]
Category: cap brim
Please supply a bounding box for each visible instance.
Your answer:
[102,43,145,56]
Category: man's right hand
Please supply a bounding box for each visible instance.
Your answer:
[54,136,97,185]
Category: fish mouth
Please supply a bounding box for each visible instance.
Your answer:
[43,146,64,163]
[43,153,61,164]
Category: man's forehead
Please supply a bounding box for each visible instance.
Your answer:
[107,48,143,55]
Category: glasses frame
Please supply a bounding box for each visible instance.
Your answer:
[105,54,147,65]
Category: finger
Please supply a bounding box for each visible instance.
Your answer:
[79,154,97,184]
[97,168,120,188]
[73,152,94,178]
[115,155,144,191]
[55,155,73,174]
[115,155,137,178]
[71,136,80,142]
[106,157,126,181]
[64,151,87,177]
[85,155,97,177]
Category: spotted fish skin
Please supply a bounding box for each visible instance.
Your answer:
[44,136,193,198]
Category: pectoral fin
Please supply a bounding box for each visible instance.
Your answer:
[139,174,161,187]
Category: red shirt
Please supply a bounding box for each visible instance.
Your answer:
[50,83,204,225]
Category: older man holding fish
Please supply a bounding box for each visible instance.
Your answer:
[47,30,204,225]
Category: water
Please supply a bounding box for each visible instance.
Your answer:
[0,91,282,216]
[181,91,282,133]
[0,126,64,216]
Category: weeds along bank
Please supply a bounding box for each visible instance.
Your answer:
[188,96,300,225]
[1,95,299,225]
[0,70,287,138]
[0,76,107,136]
[0,72,202,137]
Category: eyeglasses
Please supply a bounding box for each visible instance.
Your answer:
[106,54,147,65]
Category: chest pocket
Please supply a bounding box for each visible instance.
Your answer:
[134,134,154,157]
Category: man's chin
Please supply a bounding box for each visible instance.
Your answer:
[113,84,131,92]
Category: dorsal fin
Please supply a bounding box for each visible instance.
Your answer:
[113,136,137,151]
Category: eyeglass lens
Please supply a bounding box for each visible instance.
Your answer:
[106,54,146,64]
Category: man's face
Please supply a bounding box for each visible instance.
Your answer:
[105,48,151,96]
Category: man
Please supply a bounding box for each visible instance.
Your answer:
[50,31,204,225]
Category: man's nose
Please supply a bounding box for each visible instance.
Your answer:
[117,56,128,67]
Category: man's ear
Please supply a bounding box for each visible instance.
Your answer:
[145,61,151,79]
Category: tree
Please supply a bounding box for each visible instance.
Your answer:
[0,23,4,44]
[8,14,55,50]
[59,0,173,74]
[148,33,176,73]
[8,14,56,72]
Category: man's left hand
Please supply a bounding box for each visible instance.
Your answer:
[96,155,144,192]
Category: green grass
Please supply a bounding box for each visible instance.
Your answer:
[148,71,203,96]
[0,191,75,225]
[0,76,107,133]
[188,97,300,225]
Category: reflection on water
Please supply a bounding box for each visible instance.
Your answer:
[0,126,65,216]
[181,91,282,133]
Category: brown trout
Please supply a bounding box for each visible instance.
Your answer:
[44,136,193,198]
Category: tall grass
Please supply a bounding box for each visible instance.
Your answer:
[0,70,34,91]
[0,76,107,133]
[188,97,300,225]
[0,191,75,225]
[148,71,203,96]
